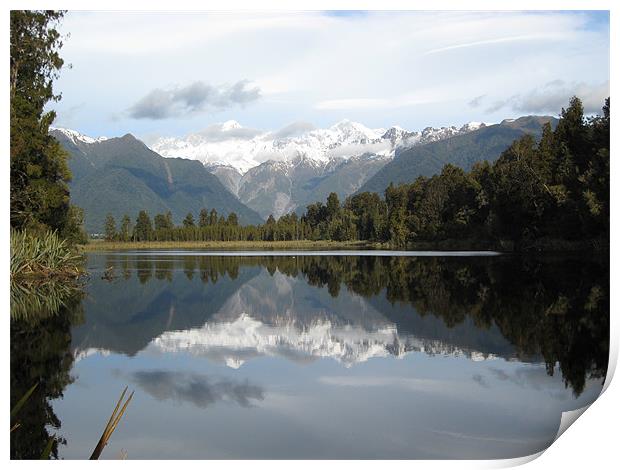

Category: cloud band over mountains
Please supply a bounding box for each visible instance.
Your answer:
[128,80,261,119]
[477,80,609,115]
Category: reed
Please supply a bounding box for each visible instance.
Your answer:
[90,387,134,460]
[11,383,134,459]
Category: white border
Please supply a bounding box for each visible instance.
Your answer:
[2,1,616,468]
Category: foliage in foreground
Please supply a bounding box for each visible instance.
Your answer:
[10,10,87,243]
[10,229,84,281]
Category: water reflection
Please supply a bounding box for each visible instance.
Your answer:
[126,370,264,408]
[10,281,84,459]
[11,252,609,459]
[78,253,609,397]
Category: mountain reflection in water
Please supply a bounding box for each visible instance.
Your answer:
[11,252,609,459]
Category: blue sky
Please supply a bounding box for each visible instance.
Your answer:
[51,10,609,141]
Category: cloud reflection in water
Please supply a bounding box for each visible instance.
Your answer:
[129,370,264,408]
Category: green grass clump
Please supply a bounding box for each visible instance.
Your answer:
[10,229,84,280]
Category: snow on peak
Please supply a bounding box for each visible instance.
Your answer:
[460,121,485,132]
[382,126,409,142]
[150,118,485,174]
[329,119,382,141]
[50,127,108,145]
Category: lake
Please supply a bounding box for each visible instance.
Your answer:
[10,251,609,459]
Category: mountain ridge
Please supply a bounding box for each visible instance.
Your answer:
[147,119,485,218]
[150,119,486,175]
[51,129,264,232]
[359,115,558,195]
[54,114,555,225]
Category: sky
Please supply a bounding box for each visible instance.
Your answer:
[51,10,610,142]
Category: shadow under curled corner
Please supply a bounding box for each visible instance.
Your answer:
[489,337,617,468]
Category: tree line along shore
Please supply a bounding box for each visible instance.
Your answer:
[98,96,609,253]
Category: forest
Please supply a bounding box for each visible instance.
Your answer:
[106,96,610,251]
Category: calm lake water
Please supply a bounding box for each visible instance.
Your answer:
[10,251,609,459]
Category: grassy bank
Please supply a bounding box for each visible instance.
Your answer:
[80,237,609,253]
[81,239,385,251]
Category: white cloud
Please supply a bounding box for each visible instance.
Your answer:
[514,80,609,114]
[315,98,389,110]
[315,89,446,111]
[484,80,609,114]
[423,32,569,56]
[53,11,609,138]
[128,80,261,120]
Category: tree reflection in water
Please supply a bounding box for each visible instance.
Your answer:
[10,281,84,459]
[10,252,609,459]
[97,253,608,397]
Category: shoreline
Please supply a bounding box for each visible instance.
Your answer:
[80,239,385,252]
[79,238,609,253]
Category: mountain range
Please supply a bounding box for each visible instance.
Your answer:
[359,116,557,194]
[53,114,555,232]
[51,128,263,233]
[151,119,486,219]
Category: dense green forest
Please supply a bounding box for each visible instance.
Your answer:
[10,11,86,245]
[110,96,609,251]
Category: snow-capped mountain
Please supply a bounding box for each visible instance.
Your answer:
[151,119,484,219]
[50,126,109,145]
[390,122,485,151]
[49,127,264,232]
[51,119,486,222]
[151,119,391,174]
[151,119,484,175]
[236,152,392,219]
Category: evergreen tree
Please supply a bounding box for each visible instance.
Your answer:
[346,192,386,241]
[104,214,116,241]
[134,210,153,241]
[209,208,218,225]
[555,96,588,173]
[183,212,195,227]
[385,183,408,247]
[165,211,173,229]
[326,192,341,220]
[10,11,84,240]
[227,212,238,226]
[199,208,209,227]
[154,213,173,231]
[119,214,131,242]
